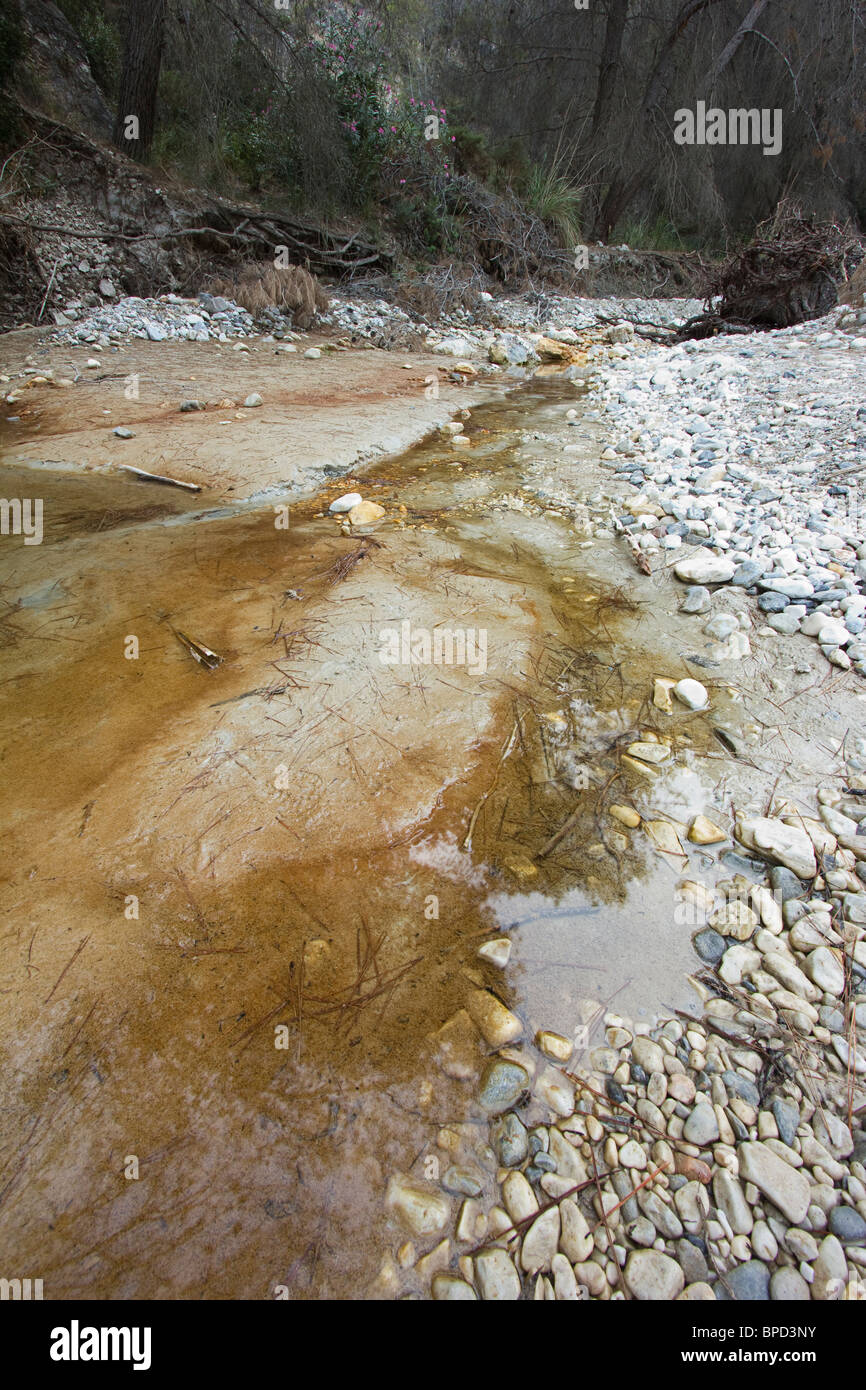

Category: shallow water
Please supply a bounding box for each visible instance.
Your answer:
[1,371,760,1298]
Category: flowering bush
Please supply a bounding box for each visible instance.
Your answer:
[309,5,455,205]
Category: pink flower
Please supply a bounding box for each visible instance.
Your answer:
[390,125,396,132]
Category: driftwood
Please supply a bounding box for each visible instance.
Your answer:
[678,213,862,339]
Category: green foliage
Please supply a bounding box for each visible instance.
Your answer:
[56,0,121,99]
[389,190,460,256]
[451,126,494,182]
[524,162,583,246]
[613,214,695,252]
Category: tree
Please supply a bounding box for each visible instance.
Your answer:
[112,0,167,161]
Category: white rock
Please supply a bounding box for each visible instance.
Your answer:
[520,1207,560,1274]
[559,1198,593,1263]
[624,1249,685,1300]
[328,492,363,514]
[804,946,845,996]
[673,678,709,710]
[736,816,817,879]
[674,549,736,585]
[713,1169,753,1235]
[551,1252,580,1300]
[751,1219,778,1261]
[812,1234,848,1300]
[736,1142,811,1224]
[385,1176,450,1235]
[832,1035,866,1074]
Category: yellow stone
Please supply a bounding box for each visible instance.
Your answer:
[503,854,538,882]
[627,741,670,764]
[466,989,524,1048]
[610,804,641,828]
[347,500,386,526]
[621,754,658,778]
[536,1029,573,1062]
[688,815,727,845]
[653,678,676,713]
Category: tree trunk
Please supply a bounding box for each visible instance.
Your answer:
[590,0,761,239]
[112,0,167,162]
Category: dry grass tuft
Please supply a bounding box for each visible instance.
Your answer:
[208,262,329,328]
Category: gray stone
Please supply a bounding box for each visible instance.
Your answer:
[722,1070,760,1107]
[490,1112,529,1166]
[758,591,789,613]
[769,866,803,904]
[828,1206,866,1243]
[479,1060,529,1115]
[693,928,726,964]
[732,560,764,587]
[771,1097,800,1148]
[676,1237,709,1284]
[716,1260,770,1301]
[442,1164,483,1198]
[680,585,712,614]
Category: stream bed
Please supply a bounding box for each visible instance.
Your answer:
[0,368,822,1298]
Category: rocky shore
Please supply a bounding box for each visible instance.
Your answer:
[371,292,866,1302]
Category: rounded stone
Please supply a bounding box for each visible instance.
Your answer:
[683,1103,720,1146]
[624,1249,685,1300]
[632,1036,665,1074]
[475,1248,521,1300]
[716,1260,770,1301]
[829,1205,866,1243]
[432,1274,477,1300]
[478,1059,530,1115]
[770,1267,810,1300]
[490,1112,529,1166]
